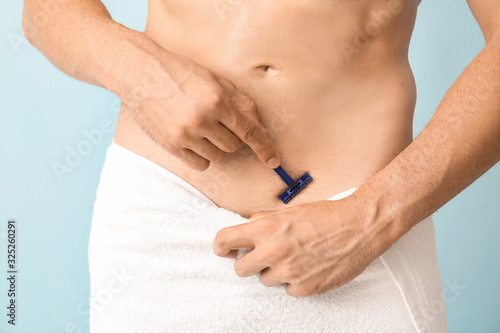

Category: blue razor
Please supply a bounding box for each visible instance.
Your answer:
[273,166,313,204]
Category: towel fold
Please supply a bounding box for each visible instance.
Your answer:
[88,141,446,332]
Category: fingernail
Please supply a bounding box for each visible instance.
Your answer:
[267,157,280,168]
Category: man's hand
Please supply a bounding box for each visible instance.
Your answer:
[22,0,281,172]
[212,198,398,298]
[122,55,281,171]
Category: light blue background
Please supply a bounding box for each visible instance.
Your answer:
[1,0,499,332]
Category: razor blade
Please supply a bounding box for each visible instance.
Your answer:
[273,166,313,204]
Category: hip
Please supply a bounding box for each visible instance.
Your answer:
[88,142,446,332]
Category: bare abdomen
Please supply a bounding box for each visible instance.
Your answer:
[114,0,418,216]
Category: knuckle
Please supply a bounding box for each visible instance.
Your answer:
[259,274,272,287]
[214,228,230,248]
[184,112,205,128]
[234,262,245,278]
[292,283,315,298]
[225,146,238,154]
[245,98,257,113]
[194,161,210,171]
[241,123,260,142]
[257,142,273,156]
[181,151,210,172]
[225,141,241,153]
[203,89,224,110]
[170,127,189,143]
[283,264,300,280]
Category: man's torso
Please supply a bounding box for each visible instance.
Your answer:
[114,0,420,217]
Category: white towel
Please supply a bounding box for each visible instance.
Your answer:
[88,141,446,332]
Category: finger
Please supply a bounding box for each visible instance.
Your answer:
[234,248,270,278]
[259,267,285,287]
[213,74,237,99]
[285,283,316,298]
[221,110,281,168]
[233,94,270,136]
[232,92,261,124]
[159,139,210,171]
[248,210,281,221]
[213,75,268,134]
[185,137,226,162]
[206,122,242,153]
[231,95,270,140]
[179,148,210,171]
[213,223,256,257]
[220,249,239,259]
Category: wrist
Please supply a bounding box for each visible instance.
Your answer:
[350,183,411,253]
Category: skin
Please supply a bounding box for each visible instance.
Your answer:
[117,0,419,216]
[23,0,421,216]
[23,0,500,298]
[214,1,500,297]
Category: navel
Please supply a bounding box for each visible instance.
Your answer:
[252,64,280,74]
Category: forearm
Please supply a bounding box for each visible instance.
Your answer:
[356,32,500,240]
[22,0,180,100]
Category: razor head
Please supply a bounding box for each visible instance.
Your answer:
[279,172,313,204]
